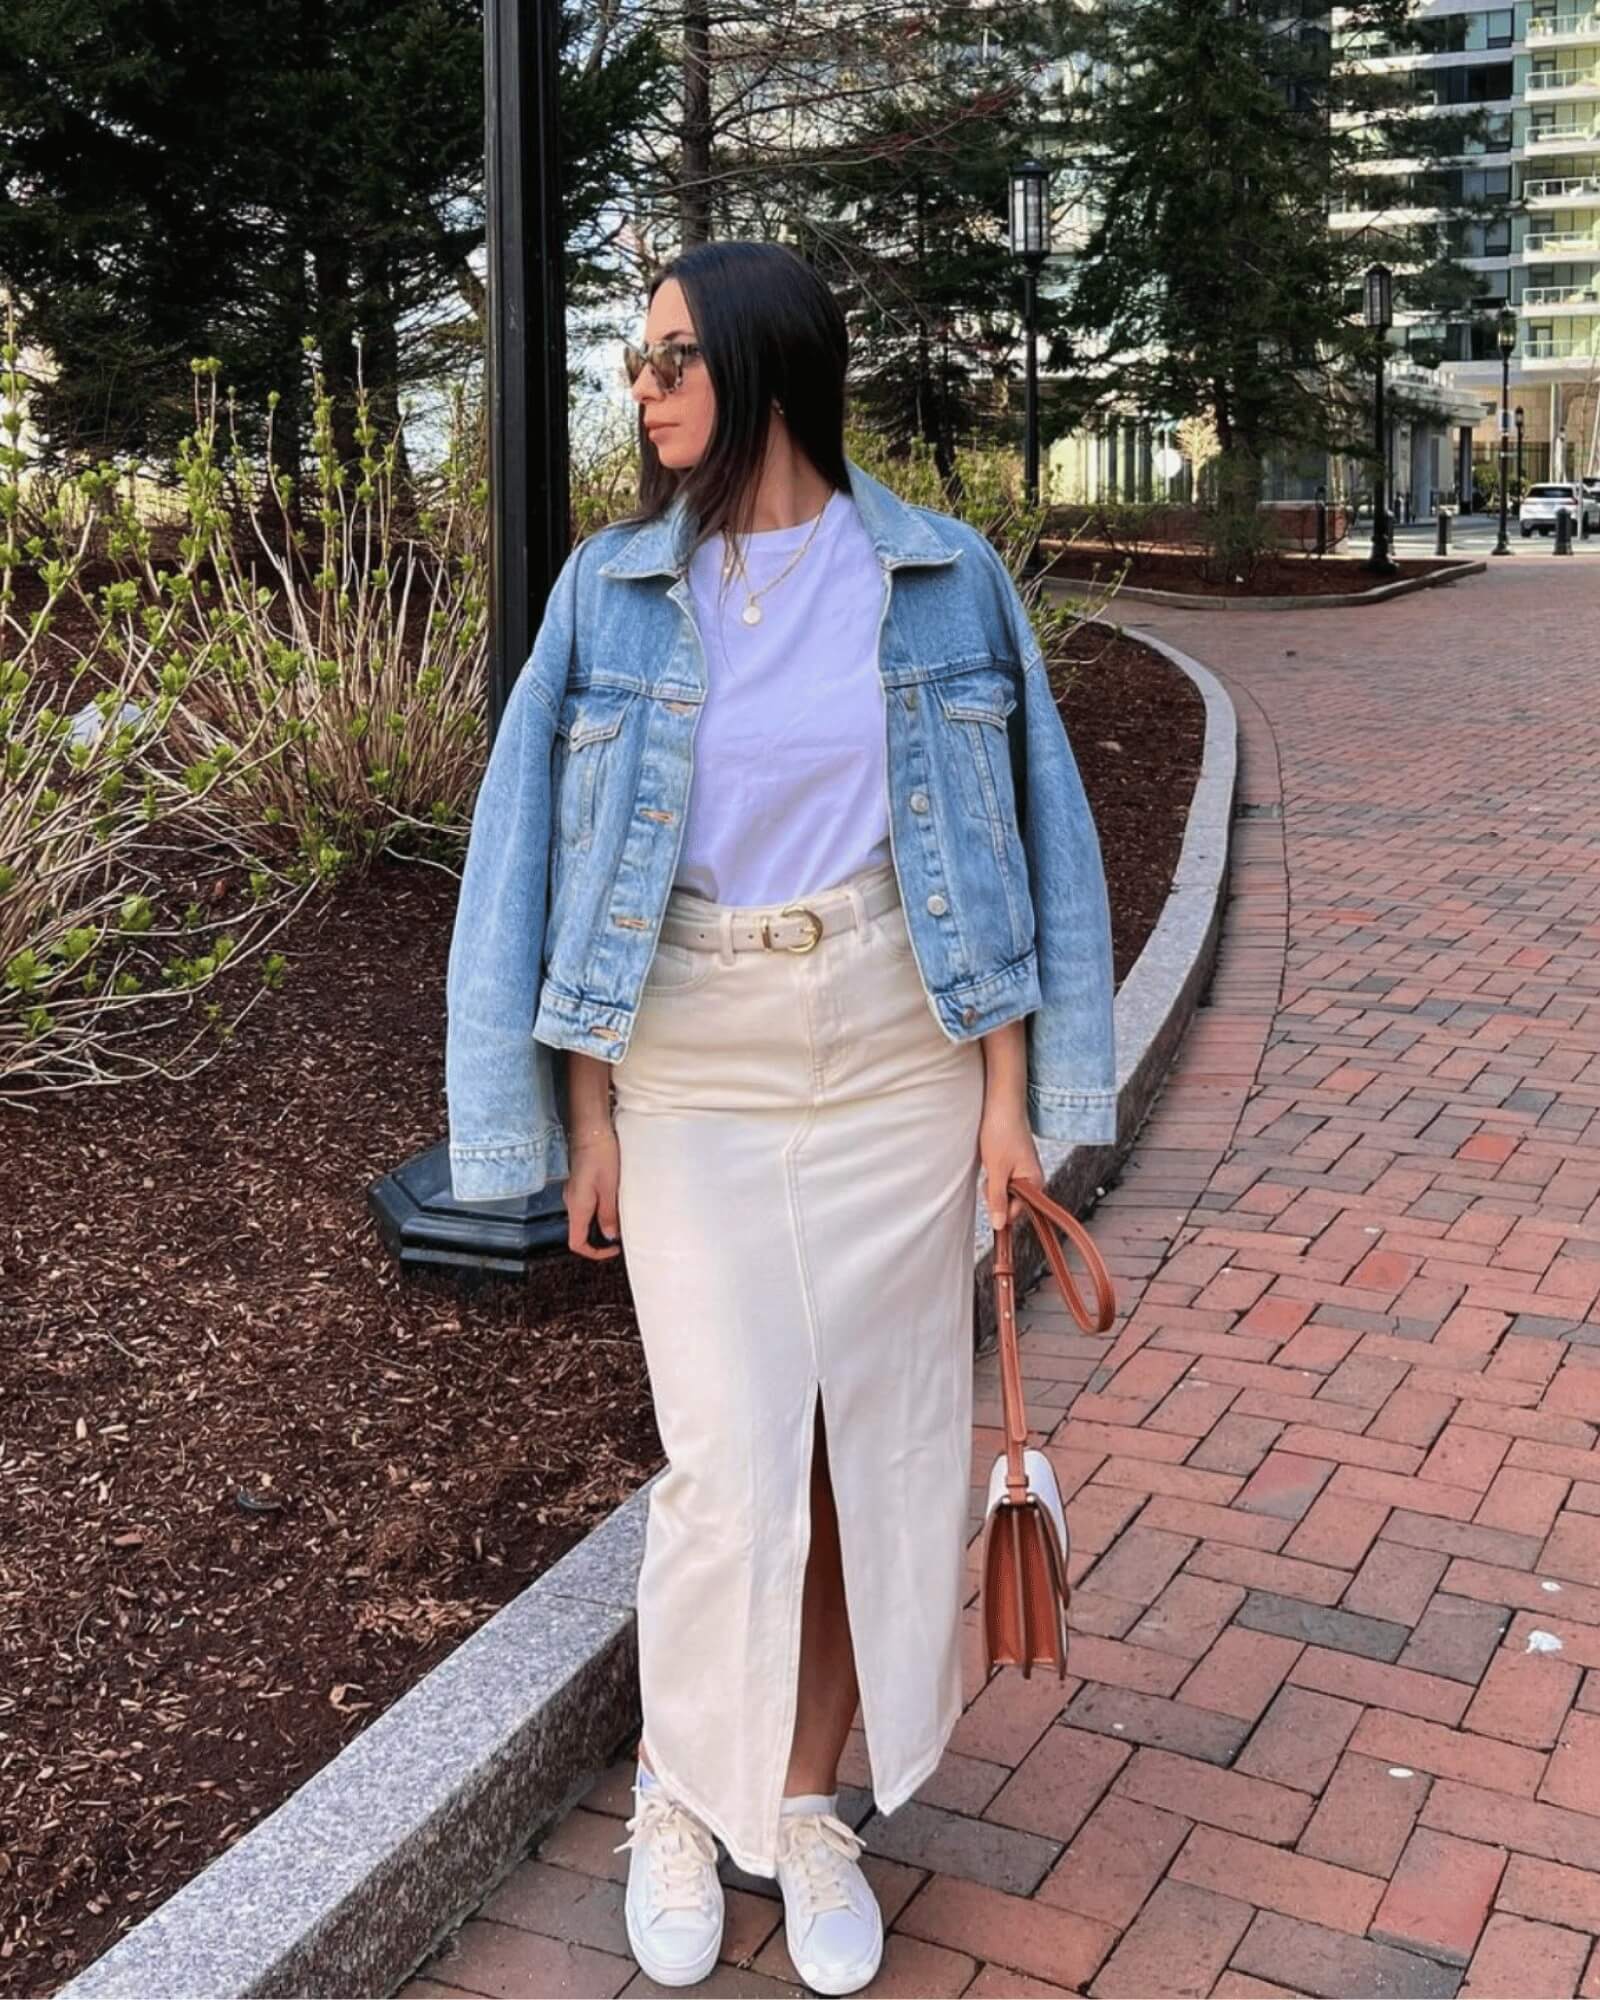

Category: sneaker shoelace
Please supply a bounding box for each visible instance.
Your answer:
[776,1808,866,1919]
[613,1790,720,1914]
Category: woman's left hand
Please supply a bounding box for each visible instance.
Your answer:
[978,1102,1045,1235]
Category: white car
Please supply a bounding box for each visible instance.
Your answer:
[1520,482,1599,536]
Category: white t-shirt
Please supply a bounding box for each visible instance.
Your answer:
[673,489,893,907]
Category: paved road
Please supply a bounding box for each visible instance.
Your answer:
[405,555,1600,2000]
[1388,513,1600,564]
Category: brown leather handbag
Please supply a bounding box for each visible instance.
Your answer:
[980,1174,1117,1679]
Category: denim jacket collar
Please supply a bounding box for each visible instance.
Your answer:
[595,455,960,580]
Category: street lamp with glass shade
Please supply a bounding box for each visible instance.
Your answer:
[1363,262,1392,335]
[1493,308,1517,556]
[1008,160,1051,522]
[1363,263,1397,575]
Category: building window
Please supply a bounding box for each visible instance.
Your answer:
[1485,9,1514,47]
[1464,166,1513,201]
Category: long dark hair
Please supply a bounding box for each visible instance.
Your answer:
[615,239,851,566]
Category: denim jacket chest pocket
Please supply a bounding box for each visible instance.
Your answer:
[931,662,1021,843]
[552,684,636,848]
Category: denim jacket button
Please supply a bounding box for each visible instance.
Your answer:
[926,893,948,915]
[910,790,929,813]
[962,1005,977,1025]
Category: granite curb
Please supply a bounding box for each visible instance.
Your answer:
[57,638,1239,2000]
[1045,556,1483,612]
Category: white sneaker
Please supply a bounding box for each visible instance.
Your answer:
[614,1775,725,1986]
[775,1797,884,1996]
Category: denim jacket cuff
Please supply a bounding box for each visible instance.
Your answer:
[448,1126,569,1204]
[1026,1085,1119,1148]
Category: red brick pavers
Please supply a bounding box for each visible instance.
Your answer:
[406,564,1600,1997]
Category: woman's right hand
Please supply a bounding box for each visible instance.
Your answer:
[565,1124,622,1260]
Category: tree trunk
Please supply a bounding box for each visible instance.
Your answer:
[680,2,713,247]
[1211,381,1235,457]
[358,249,414,499]
[267,239,309,538]
[312,237,360,468]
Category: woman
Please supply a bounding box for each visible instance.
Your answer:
[444,239,1116,1996]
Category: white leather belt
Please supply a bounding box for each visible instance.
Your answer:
[658,866,903,953]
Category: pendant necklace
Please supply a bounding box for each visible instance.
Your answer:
[720,493,833,626]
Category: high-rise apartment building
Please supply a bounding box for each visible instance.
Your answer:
[1332,0,1600,483]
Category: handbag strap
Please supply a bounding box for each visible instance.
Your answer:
[1008,1175,1118,1336]
[991,1177,1117,1504]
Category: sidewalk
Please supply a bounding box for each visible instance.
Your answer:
[407,559,1600,1999]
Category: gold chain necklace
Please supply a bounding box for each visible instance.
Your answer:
[720,493,833,626]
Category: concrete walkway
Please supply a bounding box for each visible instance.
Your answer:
[405,558,1600,1999]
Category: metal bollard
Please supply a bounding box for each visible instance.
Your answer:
[1555,507,1573,557]
[1435,511,1450,557]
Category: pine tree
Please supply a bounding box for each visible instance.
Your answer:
[0,0,664,474]
[1062,0,1484,507]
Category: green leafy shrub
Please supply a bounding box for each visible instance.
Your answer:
[1,324,306,1091]
[1191,446,1279,587]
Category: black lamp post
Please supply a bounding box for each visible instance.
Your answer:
[483,0,571,736]
[367,0,575,1279]
[1009,160,1051,515]
[1514,404,1525,506]
[1364,263,1397,576]
[1493,308,1517,556]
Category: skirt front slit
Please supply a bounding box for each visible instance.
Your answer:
[609,859,985,1878]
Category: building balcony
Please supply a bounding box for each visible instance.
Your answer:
[1332,99,1517,133]
[1527,9,1600,44]
[1521,280,1600,307]
[1526,117,1600,147]
[1519,326,1600,359]
[1332,206,1447,229]
[1523,171,1600,201]
[1524,64,1600,97]
[1523,226,1600,255]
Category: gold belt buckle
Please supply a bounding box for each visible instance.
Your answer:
[761,903,823,953]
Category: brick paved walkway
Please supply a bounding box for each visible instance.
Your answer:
[407,563,1600,2000]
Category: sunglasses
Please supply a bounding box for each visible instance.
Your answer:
[622,338,703,394]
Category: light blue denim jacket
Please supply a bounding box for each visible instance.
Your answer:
[445,456,1116,1202]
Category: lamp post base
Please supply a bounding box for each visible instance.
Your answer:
[367,1139,572,1281]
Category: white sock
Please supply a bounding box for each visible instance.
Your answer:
[781,1789,839,1816]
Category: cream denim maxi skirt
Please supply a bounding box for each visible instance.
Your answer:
[610,855,986,1878]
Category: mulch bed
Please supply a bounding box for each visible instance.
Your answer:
[0,619,1204,1995]
[1043,542,1458,597]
